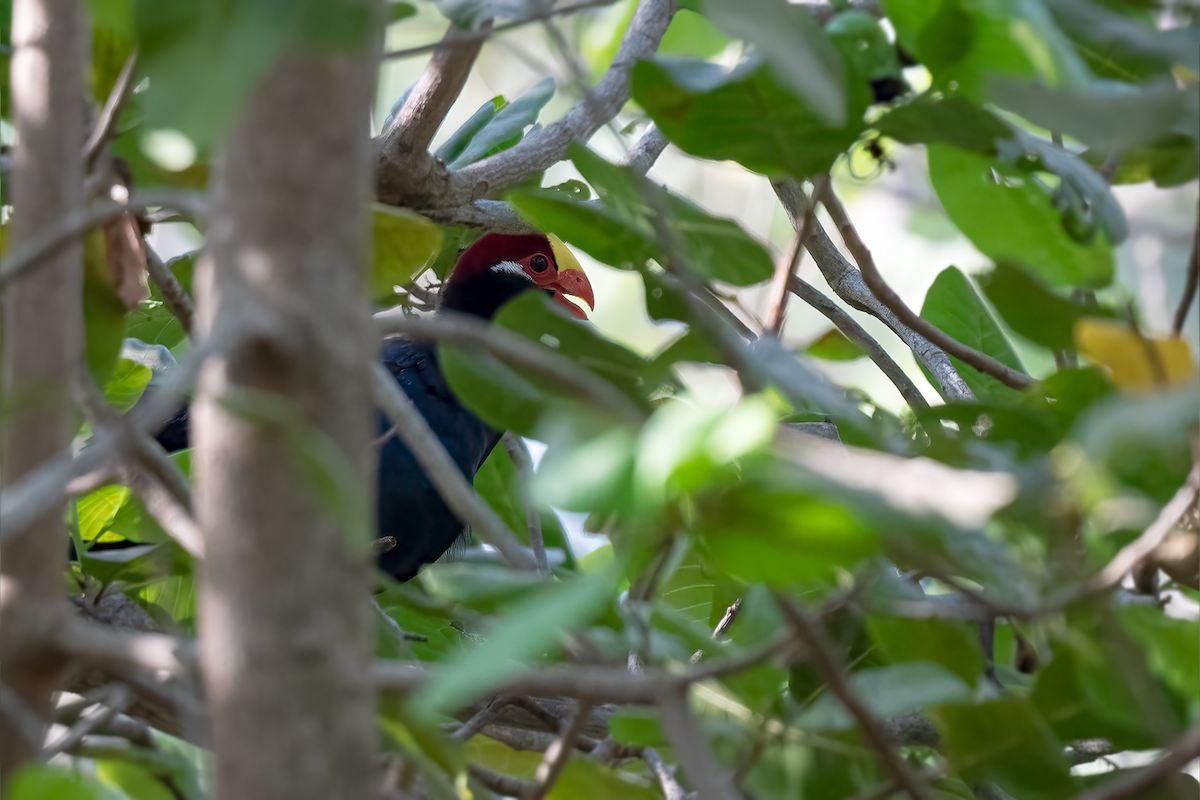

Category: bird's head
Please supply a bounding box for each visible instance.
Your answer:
[441,233,595,320]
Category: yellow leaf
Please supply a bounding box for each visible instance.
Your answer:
[370,204,443,305]
[1074,318,1197,390]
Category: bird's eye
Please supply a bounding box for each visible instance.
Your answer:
[529,254,550,273]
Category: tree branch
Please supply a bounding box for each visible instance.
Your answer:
[371,362,538,572]
[0,191,207,289]
[83,50,137,168]
[777,597,932,800]
[376,0,674,209]
[773,178,976,402]
[789,276,930,414]
[531,699,594,799]
[817,183,1034,391]
[381,21,491,155]
[619,123,669,177]
[643,746,688,800]
[658,686,738,800]
[144,243,195,336]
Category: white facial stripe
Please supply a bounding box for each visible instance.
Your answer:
[489,260,533,280]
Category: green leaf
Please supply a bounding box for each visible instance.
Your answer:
[990,79,1198,152]
[827,10,902,84]
[434,97,501,164]
[95,761,175,800]
[698,486,879,584]
[1047,0,1200,82]
[935,697,1077,800]
[448,77,554,169]
[1083,134,1200,188]
[927,145,1114,289]
[919,266,1025,404]
[418,562,543,614]
[104,358,153,412]
[657,545,714,625]
[798,662,972,731]
[665,193,775,286]
[370,204,443,304]
[134,0,374,148]
[7,765,103,800]
[507,191,659,269]
[608,707,667,747]
[699,0,847,125]
[884,0,1089,101]
[77,485,133,543]
[978,261,1101,350]
[83,232,130,390]
[875,93,1011,155]
[1119,604,1200,704]
[867,616,984,687]
[411,568,615,719]
[438,343,554,436]
[804,328,865,361]
[632,57,870,179]
[473,446,527,545]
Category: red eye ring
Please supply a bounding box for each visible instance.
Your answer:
[530,254,551,273]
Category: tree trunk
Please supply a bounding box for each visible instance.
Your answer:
[0,0,85,776]
[191,41,380,800]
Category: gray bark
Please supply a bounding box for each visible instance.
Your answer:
[191,38,380,800]
[0,0,85,775]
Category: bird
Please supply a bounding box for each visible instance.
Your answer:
[135,232,595,582]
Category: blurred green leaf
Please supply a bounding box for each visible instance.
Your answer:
[83,231,130,390]
[991,79,1199,152]
[632,57,870,179]
[7,765,103,800]
[798,662,972,731]
[95,760,175,800]
[804,328,865,361]
[700,0,847,125]
[1119,604,1200,704]
[868,616,984,686]
[411,568,615,719]
[1046,0,1200,81]
[979,261,1105,351]
[1082,134,1200,188]
[875,93,1011,155]
[104,358,153,412]
[935,697,1077,800]
[370,204,443,304]
[419,561,542,614]
[928,145,1114,288]
[919,266,1026,404]
[608,707,667,747]
[884,0,1088,100]
[826,10,902,83]
[448,77,553,169]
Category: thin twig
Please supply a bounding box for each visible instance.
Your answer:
[373,309,644,424]
[381,0,613,61]
[43,685,132,757]
[144,243,195,336]
[1074,723,1200,800]
[817,184,1033,391]
[371,362,538,572]
[373,599,428,644]
[503,432,549,576]
[772,179,975,402]
[467,764,538,799]
[531,699,594,800]
[452,695,517,742]
[1172,211,1198,337]
[643,746,688,800]
[83,50,138,167]
[0,191,207,288]
[764,176,824,334]
[373,536,398,555]
[789,276,930,414]
[777,597,932,800]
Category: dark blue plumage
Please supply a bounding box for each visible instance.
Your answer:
[137,232,594,582]
[374,338,501,581]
